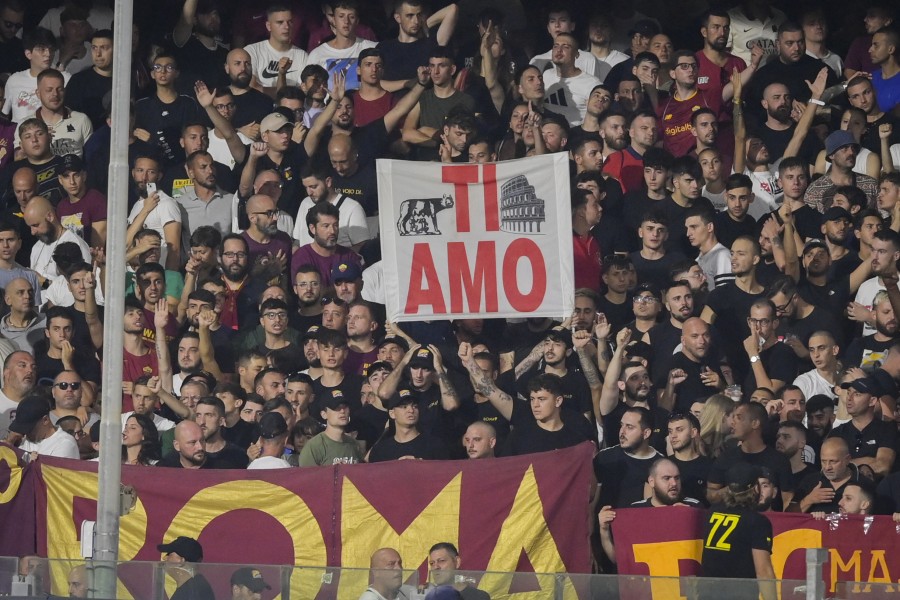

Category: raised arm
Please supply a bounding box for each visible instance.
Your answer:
[195,80,247,165]
[377,343,419,402]
[383,67,430,133]
[783,68,828,160]
[430,344,460,412]
[173,0,197,47]
[573,329,601,421]
[459,342,513,421]
[478,22,506,114]
[732,67,747,174]
[428,2,458,47]
[880,123,894,174]
[304,70,345,157]
[83,269,104,350]
[599,327,632,418]
[154,299,174,393]
[197,308,225,381]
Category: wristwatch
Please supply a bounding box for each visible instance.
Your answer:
[750,355,760,363]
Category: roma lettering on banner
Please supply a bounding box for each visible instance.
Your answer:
[613,508,900,598]
[378,155,575,322]
[12,444,593,599]
[0,443,36,557]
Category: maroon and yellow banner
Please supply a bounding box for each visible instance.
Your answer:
[0,443,595,599]
[613,507,900,598]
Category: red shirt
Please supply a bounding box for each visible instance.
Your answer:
[122,348,159,413]
[353,91,395,127]
[573,232,602,293]
[603,147,645,194]
[695,50,745,101]
[657,89,722,157]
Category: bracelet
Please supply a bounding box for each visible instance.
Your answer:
[809,98,825,106]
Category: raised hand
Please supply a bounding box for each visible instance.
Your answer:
[194,80,215,107]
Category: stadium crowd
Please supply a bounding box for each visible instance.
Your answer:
[2,0,900,586]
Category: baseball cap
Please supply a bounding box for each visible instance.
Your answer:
[408,347,436,370]
[634,282,660,300]
[823,207,852,222]
[59,154,85,174]
[726,462,761,490]
[802,238,828,255]
[157,536,203,562]
[260,112,293,134]
[365,360,393,378]
[321,389,350,411]
[387,385,417,410]
[628,19,661,38]
[231,568,271,592]
[847,377,878,395]
[544,327,573,349]
[302,325,321,342]
[825,130,859,157]
[258,412,288,439]
[378,335,409,353]
[331,261,362,283]
[8,395,51,435]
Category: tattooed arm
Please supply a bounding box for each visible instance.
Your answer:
[430,345,460,412]
[459,342,513,421]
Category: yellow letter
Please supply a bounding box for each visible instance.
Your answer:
[0,445,22,503]
[830,550,862,593]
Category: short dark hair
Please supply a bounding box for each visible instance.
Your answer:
[195,396,226,418]
[642,147,674,171]
[45,305,75,328]
[316,327,348,348]
[624,406,652,431]
[90,29,113,43]
[690,107,717,127]
[725,173,753,192]
[428,542,459,557]
[219,233,249,255]
[190,226,221,249]
[670,156,703,180]
[526,373,565,398]
[633,52,660,68]
[23,27,57,52]
[306,200,339,229]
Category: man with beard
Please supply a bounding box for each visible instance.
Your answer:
[240,194,291,276]
[23,196,91,285]
[594,406,663,507]
[790,438,862,514]
[293,164,369,251]
[645,280,696,379]
[171,0,228,91]
[805,131,879,213]
[700,236,766,382]
[0,351,36,440]
[851,229,900,337]
[776,420,817,485]
[291,266,324,332]
[217,234,266,331]
[597,109,628,164]
[742,298,798,395]
[846,291,898,370]
[438,108,476,164]
[159,420,223,469]
[668,412,712,504]
[291,201,361,289]
[828,377,896,478]
[820,207,861,280]
[127,154,183,271]
[172,332,201,394]
[244,7,309,92]
[671,260,710,312]
[600,327,669,452]
[344,300,379,376]
[192,397,248,468]
[632,458,702,506]
[175,150,233,246]
[805,394,835,448]
[767,274,842,360]
[221,48,275,133]
[122,297,160,413]
[657,318,725,413]
[756,82,823,167]
[696,10,761,104]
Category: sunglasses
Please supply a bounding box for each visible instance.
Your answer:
[54,381,82,390]
[3,19,23,30]
[320,296,346,306]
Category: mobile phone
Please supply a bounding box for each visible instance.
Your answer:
[146,182,157,195]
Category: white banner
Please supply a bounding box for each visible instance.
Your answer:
[377,154,574,322]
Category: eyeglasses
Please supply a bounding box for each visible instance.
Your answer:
[252,209,278,218]
[295,281,320,289]
[676,63,698,71]
[222,251,248,259]
[54,381,82,391]
[747,318,772,327]
[632,295,658,304]
[773,293,796,313]
[152,64,177,72]
[66,429,86,438]
[3,19,23,30]
[213,102,236,110]
[262,311,288,320]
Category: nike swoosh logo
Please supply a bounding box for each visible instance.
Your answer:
[743,28,752,32]
[262,67,280,78]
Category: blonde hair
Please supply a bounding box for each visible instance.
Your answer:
[699,394,735,458]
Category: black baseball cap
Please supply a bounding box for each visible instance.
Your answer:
[157,536,203,562]
[231,568,271,592]
[9,395,51,435]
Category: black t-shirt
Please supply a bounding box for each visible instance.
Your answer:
[222,418,257,450]
[133,94,203,166]
[798,275,851,318]
[707,282,766,383]
[65,68,113,130]
[368,432,450,462]
[671,455,714,506]
[378,37,437,82]
[69,306,103,354]
[207,441,250,468]
[255,142,308,217]
[875,471,900,514]
[331,163,378,217]
[596,295,633,336]
[157,453,230,468]
[474,398,511,442]
[714,212,758,251]
[700,505,772,583]
[502,420,589,457]
[631,496,702,507]
[781,306,844,350]
[647,320,685,382]
[593,214,635,255]
[755,122,824,167]
[507,394,596,446]
[828,419,897,460]
[231,88,274,128]
[311,373,365,429]
[743,341,799,396]
[516,365,593,416]
[662,196,716,258]
[755,259,781,288]
[34,342,101,385]
[354,403,390,450]
[629,251,686,290]
[170,35,229,92]
[845,334,897,372]
[622,191,665,241]
[170,573,216,600]
[314,119,390,175]
[708,445,795,507]
[829,252,863,282]
[653,352,724,413]
[602,400,670,454]
[0,39,27,75]
[593,445,662,507]
[2,156,66,206]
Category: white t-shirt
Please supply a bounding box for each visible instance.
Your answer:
[542,69,602,126]
[741,161,782,220]
[307,38,378,90]
[0,390,19,440]
[244,40,310,88]
[697,242,733,290]
[531,49,597,77]
[207,129,252,171]
[360,262,384,305]
[44,267,104,307]
[30,229,92,281]
[855,276,891,337]
[292,194,370,248]
[20,427,80,459]
[807,50,843,78]
[727,6,786,65]
[587,49,629,84]
[127,192,182,267]
[15,110,93,157]
[248,455,292,469]
[793,369,837,403]
[703,186,727,212]
[3,69,72,123]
